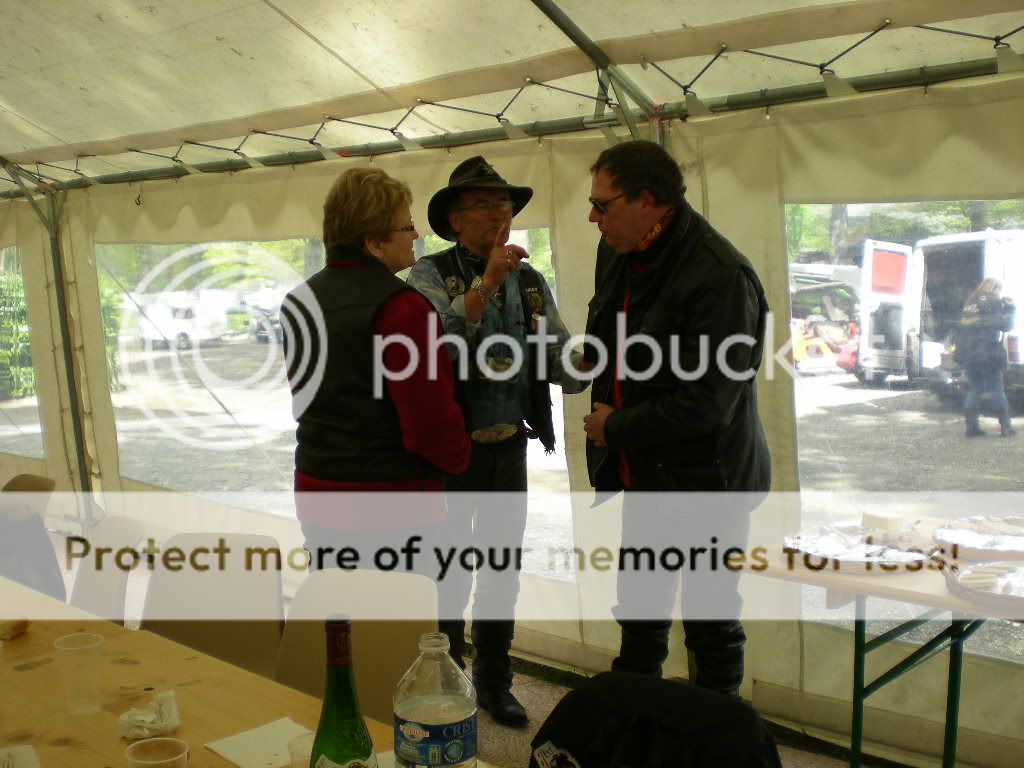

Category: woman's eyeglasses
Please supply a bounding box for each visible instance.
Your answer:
[588,193,626,214]
[393,223,417,232]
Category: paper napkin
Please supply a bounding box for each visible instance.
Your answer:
[205,717,311,768]
[119,690,181,739]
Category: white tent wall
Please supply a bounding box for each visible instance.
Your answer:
[4,68,1024,764]
[0,202,51,481]
[0,201,76,486]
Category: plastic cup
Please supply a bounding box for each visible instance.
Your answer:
[53,632,104,715]
[287,733,314,767]
[125,737,190,767]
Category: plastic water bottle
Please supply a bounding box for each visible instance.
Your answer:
[393,632,477,768]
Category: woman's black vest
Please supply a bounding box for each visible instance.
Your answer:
[281,249,436,482]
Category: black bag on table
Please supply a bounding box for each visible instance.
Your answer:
[529,671,782,768]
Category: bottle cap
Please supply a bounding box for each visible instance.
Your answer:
[326,613,351,626]
[418,632,450,653]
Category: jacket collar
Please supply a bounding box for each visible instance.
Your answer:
[325,244,388,271]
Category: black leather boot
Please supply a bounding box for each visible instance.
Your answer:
[476,686,528,727]
[612,620,672,677]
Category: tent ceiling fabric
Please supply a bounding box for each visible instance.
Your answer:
[1,0,1023,170]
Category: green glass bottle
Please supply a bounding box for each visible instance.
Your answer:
[310,615,378,768]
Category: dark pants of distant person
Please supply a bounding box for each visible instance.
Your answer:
[964,365,1011,423]
[444,431,528,692]
[612,493,751,696]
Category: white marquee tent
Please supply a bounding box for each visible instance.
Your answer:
[2,1,1024,765]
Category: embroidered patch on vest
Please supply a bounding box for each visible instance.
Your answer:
[523,286,544,330]
[533,741,580,768]
[444,275,465,298]
[524,286,544,314]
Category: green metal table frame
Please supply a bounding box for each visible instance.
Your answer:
[849,596,985,768]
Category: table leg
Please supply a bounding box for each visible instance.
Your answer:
[942,618,968,768]
[851,595,867,768]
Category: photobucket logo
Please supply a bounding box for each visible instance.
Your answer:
[369,313,797,395]
[118,244,323,450]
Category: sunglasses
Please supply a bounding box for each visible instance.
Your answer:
[588,193,626,214]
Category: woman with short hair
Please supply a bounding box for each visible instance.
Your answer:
[281,166,471,657]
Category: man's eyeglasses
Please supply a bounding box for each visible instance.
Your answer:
[588,193,626,214]
[393,223,417,232]
[455,200,515,214]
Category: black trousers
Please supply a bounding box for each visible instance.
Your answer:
[444,432,528,690]
[611,492,751,695]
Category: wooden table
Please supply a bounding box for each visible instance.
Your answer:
[0,577,393,767]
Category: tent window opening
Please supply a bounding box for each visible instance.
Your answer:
[786,200,1024,665]
[0,246,45,460]
[97,239,314,506]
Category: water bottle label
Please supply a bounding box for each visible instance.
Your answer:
[394,714,477,767]
[314,755,378,768]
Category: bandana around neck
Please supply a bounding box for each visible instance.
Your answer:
[634,208,676,253]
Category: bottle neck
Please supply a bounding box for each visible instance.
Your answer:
[324,624,361,718]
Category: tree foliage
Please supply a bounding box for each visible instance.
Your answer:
[787,199,1024,262]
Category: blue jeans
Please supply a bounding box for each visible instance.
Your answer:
[964,366,1009,417]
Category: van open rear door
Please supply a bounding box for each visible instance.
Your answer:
[855,240,913,383]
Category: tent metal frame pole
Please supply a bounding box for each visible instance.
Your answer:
[2,164,93,497]
[0,55,1002,200]
[528,0,655,116]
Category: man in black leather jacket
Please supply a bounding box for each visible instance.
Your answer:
[582,140,771,696]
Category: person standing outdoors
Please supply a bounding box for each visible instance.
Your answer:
[956,277,1016,437]
[407,156,588,726]
[280,167,471,655]
[581,140,771,697]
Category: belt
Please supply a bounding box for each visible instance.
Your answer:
[470,423,520,444]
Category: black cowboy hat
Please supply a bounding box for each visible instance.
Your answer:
[427,155,533,241]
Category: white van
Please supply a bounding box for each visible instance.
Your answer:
[822,240,914,384]
[906,230,1024,405]
[133,290,233,350]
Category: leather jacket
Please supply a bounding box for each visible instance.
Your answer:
[584,203,772,494]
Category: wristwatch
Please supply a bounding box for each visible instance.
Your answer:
[471,276,495,303]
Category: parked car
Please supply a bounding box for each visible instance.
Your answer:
[789,274,858,372]
[248,307,283,344]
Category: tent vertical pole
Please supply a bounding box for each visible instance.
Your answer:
[4,165,93,498]
[44,189,93,499]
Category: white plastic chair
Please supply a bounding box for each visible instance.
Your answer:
[70,514,145,622]
[141,532,284,677]
[275,569,438,722]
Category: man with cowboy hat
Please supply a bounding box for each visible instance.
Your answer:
[408,155,588,726]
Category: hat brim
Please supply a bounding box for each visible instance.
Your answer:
[427,183,533,242]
